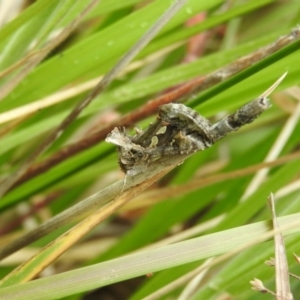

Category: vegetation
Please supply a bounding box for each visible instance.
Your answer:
[0,1,300,299]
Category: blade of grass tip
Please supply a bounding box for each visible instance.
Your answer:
[268,193,293,300]
[0,0,188,199]
[258,72,287,98]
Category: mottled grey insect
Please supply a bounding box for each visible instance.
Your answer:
[106,73,284,176]
[106,99,270,175]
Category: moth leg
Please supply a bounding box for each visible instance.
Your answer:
[131,116,165,148]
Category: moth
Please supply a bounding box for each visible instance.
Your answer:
[106,74,285,176]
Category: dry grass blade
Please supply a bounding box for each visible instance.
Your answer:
[143,258,214,300]
[177,258,214,300]
[258,72,287,98]
[0,0,188,199]
[268,193,293,300]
